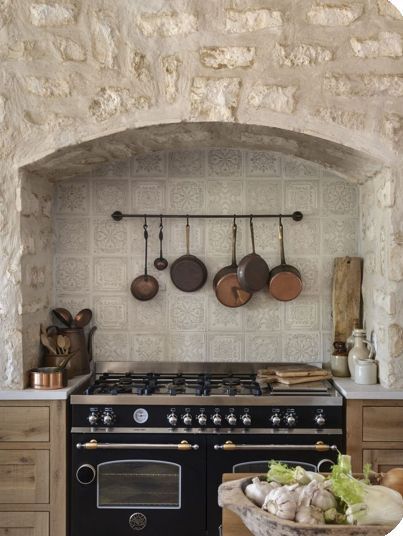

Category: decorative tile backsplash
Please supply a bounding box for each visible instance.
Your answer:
[53,149,359,363]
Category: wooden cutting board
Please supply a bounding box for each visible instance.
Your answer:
[332,257,362,344]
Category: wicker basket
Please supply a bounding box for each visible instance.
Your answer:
[218,476,395,536]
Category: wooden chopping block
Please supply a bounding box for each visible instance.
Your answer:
[276,373,332,385]
[332,256,362,344]
[272,365,329,378]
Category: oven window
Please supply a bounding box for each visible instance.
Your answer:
[233,460,317,473]
[97,460,181,509]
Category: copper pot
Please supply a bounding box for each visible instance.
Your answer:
[29,367,68,389]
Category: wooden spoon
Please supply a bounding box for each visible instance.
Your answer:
[41,333,57,355]
[57,335,67,355]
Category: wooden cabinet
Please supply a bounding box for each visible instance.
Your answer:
[346,400,403,472]
[0,401,66,536]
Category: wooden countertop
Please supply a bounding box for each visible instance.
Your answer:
[222,474,255,536]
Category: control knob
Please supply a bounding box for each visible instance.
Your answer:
[197,414,207,426]
[285,414,296,427]
[87,411,99,427]
[226,414,237,427]
[182,413,192,426]
[241,414,251,427]
[212,413,222,426]
[270,413,281,427]
[315,414,326,427]
[102,410,116,427]
[167,413,178,427]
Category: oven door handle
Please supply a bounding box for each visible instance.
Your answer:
[76,439,199,451]
[213,441,338,452]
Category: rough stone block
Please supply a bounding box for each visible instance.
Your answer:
[199,47,255,69]
[324,72,403,97]
[162,55,181,103]
[224,8,283,33]
[25,76,71,97]
[377,169,396,207]
[0,95,5,124]
[190,77,241,121]
[351,32,402,58]
[0,0,10,29]
[307,4,363,25]
[248,84,297,113]
[389,324,403,357]
[89,87,150,122]
[382,113,403,142]
[390,245,403,281]
[315,106,365,129]
[273,43,332,67]
[131,50,151,81]
[91,10,118,69]
[374,287,396,315]
[378,0,403,19]
[138,11,197,37]
[30,3,76,26]
[52,37,86,62]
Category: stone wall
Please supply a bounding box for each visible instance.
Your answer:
[52,149,358,364]
[0,0,402,388]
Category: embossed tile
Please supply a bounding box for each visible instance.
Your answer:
[93,332,130,361]
[168,219,205,256]
[208,334,244,361]
[321,296,333,332]
[132,180,166,213]
[284,180,319,215]
[168,180,205,212]
[207,296,243,332]
[285,257,320,295]
[206,219,246,257]
[283,157,322,179]
[321,256,334,292]
[168,333,206,361]
[130,219,160,257]
[169,294,206,331]
[93,295,128,330]
[55,256,90,293]
[207,149,242,177]
[131,152,167,177]
[322,332,333,365]
[284,296,319,331]
[130,292,167,331]
[244,292,282,331]
[54,294,91,315]
[245,334,282,361]
[55,180,89,214]
[285,219,320,256]
[94,160,130,177]
[246,151,281,177]
[322,179,358,215]
[131,334,166,360]
[56,218,90,253]
[245,219,277,255]
[93,219,128,254]
[168,150,205,177]
[283,332,321,362]
[206,180,243,214]
[93,179,129,214]
[94,257,128,292]
[321,218,358,256]
[245,180,282,214]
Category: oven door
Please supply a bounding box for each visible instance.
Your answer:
[71,433,206,536]
[206,432,342,536]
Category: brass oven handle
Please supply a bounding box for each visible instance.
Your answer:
[76,439,199,451]
[214,441,338,452]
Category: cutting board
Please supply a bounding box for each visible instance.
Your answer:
[258,364,329,378]
[332,257,362,344]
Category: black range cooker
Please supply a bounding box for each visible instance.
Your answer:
[70,362,344,536]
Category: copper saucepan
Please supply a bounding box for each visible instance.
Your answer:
[237,216,270,293]
[268,217,302,301]
[131,218,159,301]
[29,353,75,389]
[214,219,252,308]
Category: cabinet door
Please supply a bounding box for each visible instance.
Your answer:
[363,449,403,473]
[0,450,49,504]
[363,407,403,442]
[0,407,49,442]
[0,512,48,536]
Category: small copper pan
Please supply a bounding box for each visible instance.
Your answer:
[237,217,270,293]
[268,217,302,301]
[214,220,252,308]
[29,367,68,389]
[131,219,159,301]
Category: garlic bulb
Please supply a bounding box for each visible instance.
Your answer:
[311,487,337,511]
[245,477,279,507]
[296,505,324,525]
[263,486,297,520]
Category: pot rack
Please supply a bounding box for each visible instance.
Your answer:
[111,210,303,221]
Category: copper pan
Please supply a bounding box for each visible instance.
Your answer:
[237,217,270,293]
[29,367,68,389]
[131,219,159,301]
[214,220,252,308]
[268,217,302,301]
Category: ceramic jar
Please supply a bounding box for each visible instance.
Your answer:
[355,359,378,385]
[348,329,375,379]
[331,342,350,377]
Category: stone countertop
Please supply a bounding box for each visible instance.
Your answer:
[333,378,403,400]
[0,373,92,400]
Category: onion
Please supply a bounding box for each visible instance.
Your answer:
[381,468,403,496]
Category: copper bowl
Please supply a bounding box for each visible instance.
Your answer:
[29,367,68,389]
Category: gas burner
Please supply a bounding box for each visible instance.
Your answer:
[222,377,241,387]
